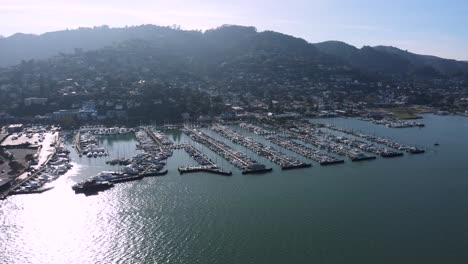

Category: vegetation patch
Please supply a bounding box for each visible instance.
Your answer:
[386,107,422,119]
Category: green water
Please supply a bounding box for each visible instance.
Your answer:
[1,114,468,264]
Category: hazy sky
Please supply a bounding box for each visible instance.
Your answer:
[1,0,467,60]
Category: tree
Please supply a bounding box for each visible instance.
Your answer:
[25,153,34,161]
[9,160,24,173]
[59,116,79,130]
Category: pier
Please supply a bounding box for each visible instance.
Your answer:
[177,144,232,176]
[131,130,171,174]
[269,122,375,162]
[295,126,377,161]
[266,135,344,165]
[358,117,425,128]
[79,125,135,135]
[315,129,400,157]
[144,127,163,149]
[319,123,425,154]
[212,125,310,170]
[239,123,275,135]
[144,127,174,150]
[183,128,271,174]
[78,131,107,157]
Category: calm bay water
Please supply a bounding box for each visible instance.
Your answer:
[1,115,468,264]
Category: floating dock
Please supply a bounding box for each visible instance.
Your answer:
[177,143,232,175]
[178,166,232,176]
[320,123,425,154]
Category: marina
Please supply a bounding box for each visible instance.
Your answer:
[358,117,425,128]
[298,133,376,161]
[120,129,170,175]
[313,127,402,158]
[183,128,272,174]
[72,129,170,195]
[294,125,377,161]
[2,119,428,199]
[265,135,345,165]
[1,128,69,199]
[212,125,310,170]
[10,145,73,195]
[1,114,466,264]
[318,123,426,154]
[262,122,376,162]
[76,131,108,158]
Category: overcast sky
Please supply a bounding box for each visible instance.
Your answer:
[1,0,467,60]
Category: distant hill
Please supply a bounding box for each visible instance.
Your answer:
[373,46,468,75]
[314,41,411,75]
[315,41,468,76]
[0,25,192,67]
[1,24,467,78]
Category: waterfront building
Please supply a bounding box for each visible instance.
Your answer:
[7,124,23,133]
[24,97,48,106]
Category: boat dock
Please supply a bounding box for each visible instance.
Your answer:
[79,125,135,135]
[144,127,163,149]
[271,123,375,162]
[358,117,425,128]
[239,123,275,135]
[320,123,425,154]
[78,131,108,157]
[266,135,344,165]
[183,128,271,174]
[297,127,376,161]
[177,144,232,175]
[178,166,232,176]
[212,125,310,170]
[315,129,401,158]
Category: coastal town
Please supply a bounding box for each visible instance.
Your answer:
[4,5,468,263]
[0,27,468,129]
[0,25,463,199]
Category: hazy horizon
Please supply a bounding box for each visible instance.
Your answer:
[1,0,468,60]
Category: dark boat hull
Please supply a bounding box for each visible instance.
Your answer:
[242,168,273,175]
[351,156,377,162]
[380,152,404,158]
[73,184,113,194]
[320,160,345,166]
[179,168,232,176]
[109,175,143,183]
[141,169,168,177]
[281,164,312,170]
